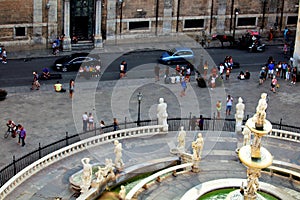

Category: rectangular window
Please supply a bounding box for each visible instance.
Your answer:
[287,16,297,25]
[129,21,149,31]
[15,27,26,37]
[237,17,256,26]
[184,19,204,29]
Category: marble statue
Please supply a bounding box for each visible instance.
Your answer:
[253,93,268,129]
[246,168,261,198]
[80,158,92,193]
[235,97,245,132]
[157,98,168,131]
[119,185,126,200]
[177,126,186,152]
[95,166,105,183]
[114,140,124,170]
[242,126,251,146]
[102,158,116,181]
[192,133,204,160]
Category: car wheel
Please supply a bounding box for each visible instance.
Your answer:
[62,66,68,72]
[167,61,172,65]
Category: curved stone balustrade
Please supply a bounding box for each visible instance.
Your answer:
[268,129,300,143]
[0,125,165,199]
[240,126,300,143]
[125,163,193,200]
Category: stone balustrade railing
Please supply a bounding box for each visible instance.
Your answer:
[268,129,300,143]
[241,126,300,143]
[0,125,165,199]
[125,163,193,200]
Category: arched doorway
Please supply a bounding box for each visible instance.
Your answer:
[70,0,95,41]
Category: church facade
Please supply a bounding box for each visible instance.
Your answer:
[0,0,298,51]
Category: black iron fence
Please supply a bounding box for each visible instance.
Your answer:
[0,117,299,187]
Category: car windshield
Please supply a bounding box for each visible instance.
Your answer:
[166,48,176,56]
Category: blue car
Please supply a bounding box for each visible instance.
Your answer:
[159,47,194,65]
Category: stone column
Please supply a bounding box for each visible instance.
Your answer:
[106,0,117,40]
[293,1,300,68]
[162,0,173,34]
[48,0,58,44]
[33,0,43,44]
[94,0,103,48]
[63,0,72,51]
[215,0,227,34]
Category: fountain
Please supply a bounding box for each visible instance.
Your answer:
[235,93,273,200]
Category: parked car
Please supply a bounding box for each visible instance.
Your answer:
[158,47,194,65]
[54,53,101,72]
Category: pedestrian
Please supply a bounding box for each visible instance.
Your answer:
[219,63,225,79]
[225,67,231,80]
[270,76,277,93]
[198,115,204,130]
[100,120,105,134]
[113,118,119,131]
[216,100,222,119]
[267,61,275,78]
[31,72,40,90]
[82,112,88,132]
[180,76,187,97]
[283,43,288,56]
[281,62,287,79]
[275,61,281,77]
[226,95,233,116]
[17,124,26,147]
[1,48,7,64]
[259,67,266,85]
[119,60,127,78]
[54,81,66,92]
[286,65,291,81]
[203,61,208,79]
[154,63,160,82]
[69,79,75,98]
[291,67,297,84]
[88,113,94,130]
[283,27,290,42]
[190,116,197,131]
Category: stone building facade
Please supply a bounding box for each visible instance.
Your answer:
[0,0,298,51]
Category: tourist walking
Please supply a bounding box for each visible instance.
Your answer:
[113,118,119,131]
[198,115,204,130]
[31,72,40,90]
[17,124,26,147]
[69,79,75,98]
[291,67,297,84]
[82,112,88,132]
[226,95,233,116]
[1,48,7,64]
[180,77,187,97]
[270,76,277,93]
[88,113,94,130]
[216,101,222,119]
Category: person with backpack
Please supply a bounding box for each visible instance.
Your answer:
[259,67,266,85]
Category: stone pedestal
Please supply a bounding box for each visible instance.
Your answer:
[192,159,200,173]
[63,37,72,52]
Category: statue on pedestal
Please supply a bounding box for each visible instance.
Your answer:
[192,133,204,160]
[235,97,245,132]
[103,158,116,181]
[80,158,92,193]
[253,93,268,130]
[119,185,126,200]
[157,98,168,131]
[114,140,124,170]
[242,127,251,146]
[177,126,186,153]
[245,168,261,198]
[95,166,105,183]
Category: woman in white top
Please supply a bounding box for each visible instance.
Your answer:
[226,95,233,116]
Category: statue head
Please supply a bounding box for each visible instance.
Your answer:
[180,126,184,131]
[238,97,243,103]
[159,98,164,104]
[114,140,119,145]
[198,133,202,138]
[261,93,267,100]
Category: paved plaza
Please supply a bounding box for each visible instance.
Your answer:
[0,35,300,199]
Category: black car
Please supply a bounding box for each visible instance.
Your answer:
[54,53,101,72]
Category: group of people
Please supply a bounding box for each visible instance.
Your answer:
[79,64,101,78]
[216,95,234,118]
[6,120,26,146]
[54,79,75,98]
[52,35,64,55]
[82,112,119,133]
[259,56,297,92]
[0,47,7,64]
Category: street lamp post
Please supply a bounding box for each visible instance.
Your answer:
[233,8,239,39]
[118,0,124,36]
[137,92,143,126]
